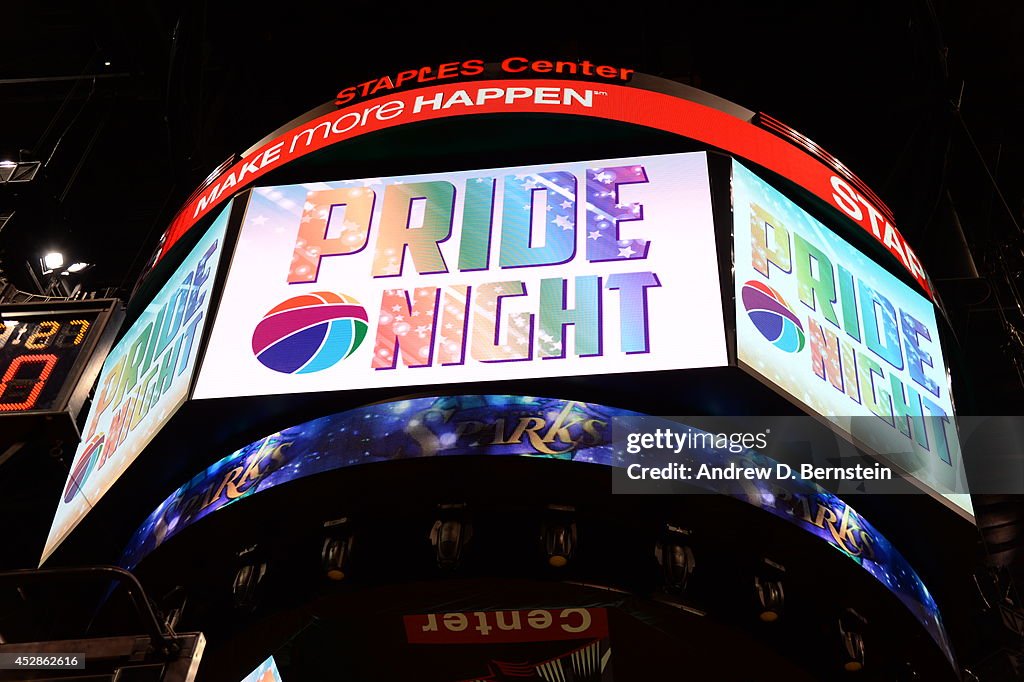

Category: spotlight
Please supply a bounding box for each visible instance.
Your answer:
[42,252,64,274]
[66,262,91,273]
[755,558,785,622]
[541,505,577,568]
[429,503,471,569]
[838,608,867,672]
[232,546,267,611]
[654,524,695,594]
[321,517,353,581]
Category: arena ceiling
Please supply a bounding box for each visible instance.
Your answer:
[3,0,1024,598]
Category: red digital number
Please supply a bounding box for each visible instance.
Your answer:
[0,353,58,411]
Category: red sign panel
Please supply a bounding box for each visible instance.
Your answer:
[156,79,930,297]
[404,607,610,645]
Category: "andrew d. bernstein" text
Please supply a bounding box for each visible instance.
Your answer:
[626,462,892,482]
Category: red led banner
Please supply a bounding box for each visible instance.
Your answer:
[404,608,610,645]
[155,79,930,297]
[0,353,57,411]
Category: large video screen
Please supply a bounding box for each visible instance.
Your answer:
[193,152,726,399]
[732,161,971,516]
[240,656,283,682]
[42,206,232,563]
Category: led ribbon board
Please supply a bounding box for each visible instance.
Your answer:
[42,206,232,563]
[120,395,954,666]
[732,161,971,517]
[151,76,929,297]
[193,152,726,399]
[404,607,613,681]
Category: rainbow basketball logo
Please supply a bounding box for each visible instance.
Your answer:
[741,280,805,353]
[252,292,368,374]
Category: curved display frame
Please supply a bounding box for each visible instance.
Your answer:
[149,74,930,298]
[120,394,954,667]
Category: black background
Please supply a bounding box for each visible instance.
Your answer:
[2,2,1023,677]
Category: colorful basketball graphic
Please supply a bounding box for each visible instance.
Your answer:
[741,280,805,353]
[64,433,103,503]
[252,292,368,374]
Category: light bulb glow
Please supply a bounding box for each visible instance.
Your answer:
[43,252,64,270]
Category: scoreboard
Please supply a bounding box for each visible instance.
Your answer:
[0,299,122,443]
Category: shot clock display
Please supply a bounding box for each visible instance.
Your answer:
[0,300,122,438]
[1,312,95,411]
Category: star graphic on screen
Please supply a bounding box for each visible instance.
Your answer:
[588,230,602,240]
[618,246,636,258]
[553,215,573,230]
